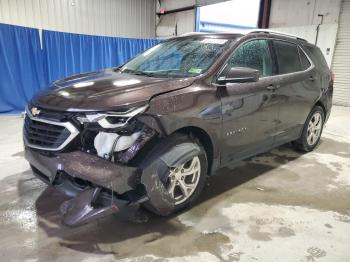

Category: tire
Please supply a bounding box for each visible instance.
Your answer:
[293,105,325,152]
[140,133,208,215]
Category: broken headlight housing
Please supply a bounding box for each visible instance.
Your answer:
[76,104,148,129]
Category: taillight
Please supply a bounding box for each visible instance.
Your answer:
[331,71,335,81]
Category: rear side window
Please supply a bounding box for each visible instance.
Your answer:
[273,40,301,74]
[305,45,329,69]
[299,47,311,70]
[227,39,272,77]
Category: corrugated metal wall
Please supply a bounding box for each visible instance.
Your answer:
[269,0,341,27]
[332,0,350,106]
[0,0,155,38]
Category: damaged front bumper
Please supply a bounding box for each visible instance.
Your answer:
[25,147,174,226]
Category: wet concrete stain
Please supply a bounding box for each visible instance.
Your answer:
[0,183,232,260]
[335,215,350,223]
[278,226,295,237]
[306,246,327,259]
[247,225,272,241]
[247,223,295,241]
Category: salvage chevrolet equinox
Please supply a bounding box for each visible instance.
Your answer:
[24,31,333,226]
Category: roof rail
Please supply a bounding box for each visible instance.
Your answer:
[180,32,206,37]
[248,29,307,42]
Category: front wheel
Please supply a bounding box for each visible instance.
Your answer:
[140,134,207,215]
[166,155,202,206]
[293,106,325,152]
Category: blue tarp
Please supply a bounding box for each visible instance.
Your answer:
[0,24,46,113]
[42,30,160,84]
[0,23,160,113]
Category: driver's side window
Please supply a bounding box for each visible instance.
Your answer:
[227,39,272,77]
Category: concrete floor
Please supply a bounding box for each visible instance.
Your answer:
[0,106,349,262]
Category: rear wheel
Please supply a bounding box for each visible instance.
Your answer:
[293,106,325,152]
[141,134,207,215]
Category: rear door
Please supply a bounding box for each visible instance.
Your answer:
[271,40,319,145]
[218,39,279,166]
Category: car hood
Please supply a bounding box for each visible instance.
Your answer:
[31,69,195,112]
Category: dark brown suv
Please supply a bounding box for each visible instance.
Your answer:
[24,31,333,226]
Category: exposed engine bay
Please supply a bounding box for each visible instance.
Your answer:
[78,117,157,165]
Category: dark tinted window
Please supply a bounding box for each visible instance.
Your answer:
[274,40,301,74]
[305,45,329,69]
[227,39,272,77]
[299,47,311,70]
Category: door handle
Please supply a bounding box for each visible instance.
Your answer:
[266,85,278,91]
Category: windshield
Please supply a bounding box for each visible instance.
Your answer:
[121,38,231,78]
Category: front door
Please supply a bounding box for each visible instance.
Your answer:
[218,39,280,166]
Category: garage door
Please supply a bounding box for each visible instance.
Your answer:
[332,0,350,106]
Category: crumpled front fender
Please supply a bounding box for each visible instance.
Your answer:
[140,143,201,216]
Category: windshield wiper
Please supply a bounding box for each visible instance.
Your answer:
[122,69,186,78]
[133,70,156,77]
[122,69,156,77]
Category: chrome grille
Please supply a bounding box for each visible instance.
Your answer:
[23,108,79,151]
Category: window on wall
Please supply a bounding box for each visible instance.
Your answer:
[197,0,260,33]
[227,40,272,77]
[273,40,302,74]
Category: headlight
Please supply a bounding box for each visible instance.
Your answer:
[77,104,148,128]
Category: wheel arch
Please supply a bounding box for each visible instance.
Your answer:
[173,126,215,175]
[314,100,326,118]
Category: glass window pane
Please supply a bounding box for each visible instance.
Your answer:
[299,47,311,70]
[274,40,301,74]
[122,38,231,78]
[305,45,328,69]
[227,40,272,77]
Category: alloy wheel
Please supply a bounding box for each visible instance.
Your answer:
[306,112,323,146]
[166,156,201,205]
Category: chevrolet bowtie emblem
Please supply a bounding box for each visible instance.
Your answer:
[31,107,41,116]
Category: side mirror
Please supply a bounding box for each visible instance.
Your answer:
[217,67,259,84]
